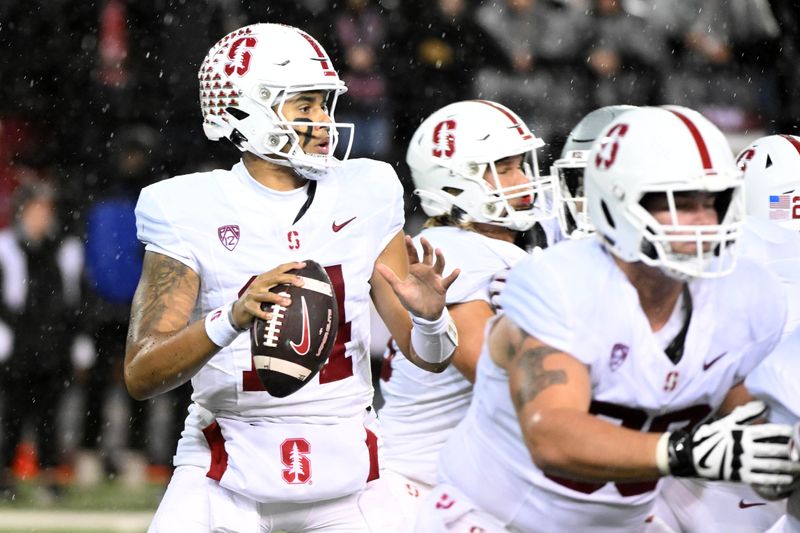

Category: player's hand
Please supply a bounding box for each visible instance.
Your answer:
[667,401,800,485]
[376,236,460,321]
[230,261,306,328]
[488,269,508,312]
[752,422,800,500]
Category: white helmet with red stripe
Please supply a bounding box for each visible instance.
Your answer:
[585,105,745,279]
[406,100,555,231]
[552,105,638,239]
[199,23,353,180]
[737,134,800,232]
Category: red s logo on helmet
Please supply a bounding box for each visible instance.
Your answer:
[224,37,257,77]
[595,123,629,170]
[432,120,456,158]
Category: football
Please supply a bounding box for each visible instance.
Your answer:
[250,260,339,398]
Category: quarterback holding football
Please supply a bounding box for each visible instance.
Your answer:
[125,23,459,533]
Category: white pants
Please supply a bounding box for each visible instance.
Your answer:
[413,484,513,533]
[653,478,785,533]
[148,465,374,533]
[358,469,433,533]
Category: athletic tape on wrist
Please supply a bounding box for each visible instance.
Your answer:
[205,303,243,348]
[656,432,671,476]
[410,307,458,364]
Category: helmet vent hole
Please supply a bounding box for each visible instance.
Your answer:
[600,200,616,229]
[765,154,773,168]
[225,107,250,120]
[443,187,463,196]
[226,107,250,120]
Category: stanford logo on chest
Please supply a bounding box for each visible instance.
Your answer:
[218,225,240,251]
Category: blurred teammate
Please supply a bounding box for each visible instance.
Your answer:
[126,23,459,533]
[551,104,636,240]
[655,135,800,532]
[375,100,555,530]
[414,106,800,532]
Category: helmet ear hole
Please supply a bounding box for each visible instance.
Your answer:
[230,129,248,150]
[600,199,616,229]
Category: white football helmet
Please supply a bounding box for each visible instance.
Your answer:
[199,23,353,180]
[406,100,555,232]
[737,134,800,232]
[585,106,745,279]
[553,105,637,239]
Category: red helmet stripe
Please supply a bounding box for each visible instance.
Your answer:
[472,100,533,140]
[779,134,800,156]
[665,108,713,170]
[296,30,337,77]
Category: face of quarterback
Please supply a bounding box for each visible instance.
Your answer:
[277,90,333,155]
[484,154,534,211]
[641,191,720,256]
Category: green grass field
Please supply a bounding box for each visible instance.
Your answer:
[0,481,161,532]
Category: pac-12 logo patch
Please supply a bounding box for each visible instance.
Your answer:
[609,343,629,371]
[218,225,240,251]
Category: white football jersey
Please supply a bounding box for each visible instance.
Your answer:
[654,215,800,532]
[135,159,404,470]
[739,216,800,337]
[379,226,527,486]
[437,238,786,532]
[747,328,800,533]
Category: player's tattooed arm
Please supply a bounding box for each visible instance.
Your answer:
[134,252,197,335]
[488,316,569,412]
[490,315,664,481]
[124,251,215,400]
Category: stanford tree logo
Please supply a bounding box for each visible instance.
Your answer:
[281,438,311,484]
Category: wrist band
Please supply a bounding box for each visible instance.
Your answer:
[205,303,243,348]
[656,432,671,476]
[410,307,458,364]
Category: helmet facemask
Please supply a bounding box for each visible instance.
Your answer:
[415,149,556,232]
[631,186,745,280]
[553,155,593,238]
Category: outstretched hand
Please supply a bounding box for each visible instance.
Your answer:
[376,236,460,321]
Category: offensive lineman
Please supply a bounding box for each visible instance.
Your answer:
[375,100,556,530]
[655,134,800,532]
[125,24,459,532]
[414,106,800,532]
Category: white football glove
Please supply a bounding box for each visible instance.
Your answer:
[752,421,800,500]
[488,269,508,312]
[666,401,800,485]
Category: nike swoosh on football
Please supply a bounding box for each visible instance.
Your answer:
[332,216,357,232]
[738,500,766,509]
[290,296,311,356]
[702,351,727,371]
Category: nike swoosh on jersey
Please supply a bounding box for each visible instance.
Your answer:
[738,500,766,509]
[702,352,727,371]
[290,296,311,356]
[332,216,357,232]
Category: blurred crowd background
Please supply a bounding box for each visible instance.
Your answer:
[0,0,798,498]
